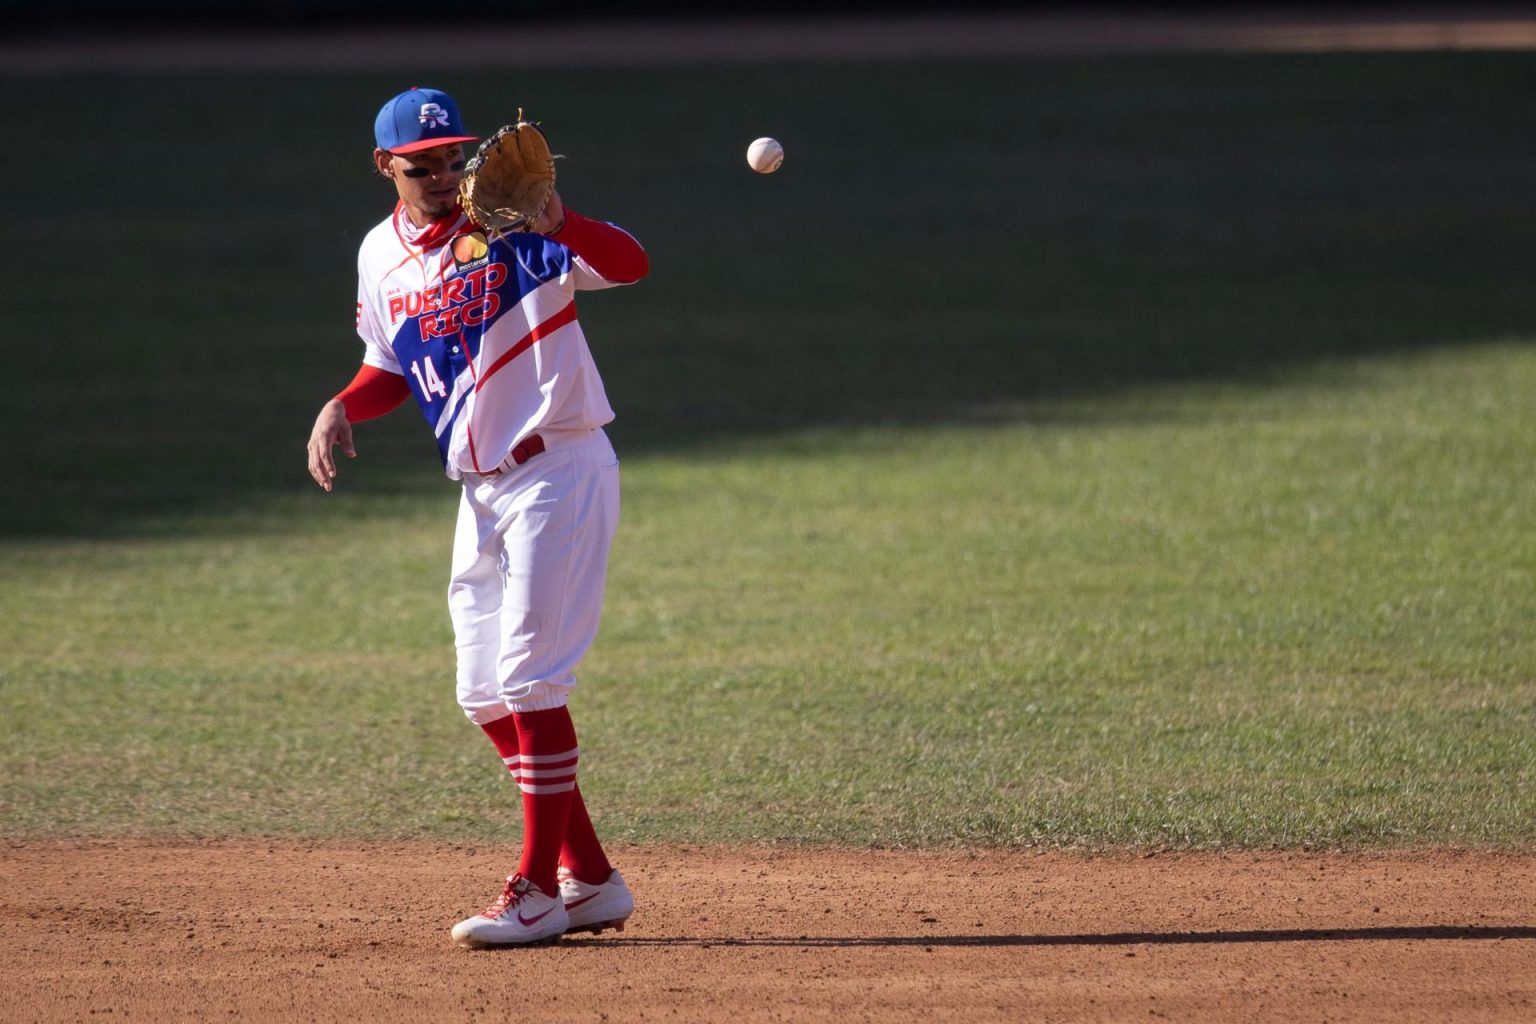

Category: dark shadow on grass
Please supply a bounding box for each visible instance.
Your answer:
[5,52,1534,537]
[560,925,1536,949]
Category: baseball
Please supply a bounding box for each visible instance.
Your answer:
[747,137,784,174]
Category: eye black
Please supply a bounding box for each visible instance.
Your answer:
[400,160,466,180]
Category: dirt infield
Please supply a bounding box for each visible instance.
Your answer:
[4,842,1533,1022]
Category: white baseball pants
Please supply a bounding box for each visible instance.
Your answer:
[448,429,620,723]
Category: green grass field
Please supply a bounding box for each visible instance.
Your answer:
[2,52,1533,848]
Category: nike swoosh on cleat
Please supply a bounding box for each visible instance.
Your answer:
[564,893,600,910]
[518,906,557,926]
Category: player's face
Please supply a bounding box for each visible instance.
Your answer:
[377,143,467,225]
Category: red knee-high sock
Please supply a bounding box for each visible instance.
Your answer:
[561,783,614,885]
[481,711,609,888]
[511,706,580,896]
[480,714,521,761]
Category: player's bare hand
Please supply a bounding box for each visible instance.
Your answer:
[533,189,565,236]
[307,399,355,492]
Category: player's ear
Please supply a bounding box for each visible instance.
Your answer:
[372,148,395,181]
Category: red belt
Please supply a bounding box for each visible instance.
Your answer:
[481,434,546,477]
[507,433,546,467]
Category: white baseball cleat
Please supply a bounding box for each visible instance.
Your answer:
[557,866,634,934]
[451,873,569,948]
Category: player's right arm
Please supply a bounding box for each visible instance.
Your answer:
[306,364,410,491]
[307,398,354,492]
[312,239,413,491]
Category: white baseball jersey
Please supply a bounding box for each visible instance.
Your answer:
[355,204,628,478]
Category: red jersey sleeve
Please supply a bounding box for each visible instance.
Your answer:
[334,364,411,422]
[551,209,649,284]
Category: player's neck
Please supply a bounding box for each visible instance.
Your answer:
[402,202,447,228]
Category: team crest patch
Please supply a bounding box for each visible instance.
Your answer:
[452,231,490,271]
[419,102,450,129]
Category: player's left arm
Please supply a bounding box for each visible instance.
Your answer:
[534,190,649,287]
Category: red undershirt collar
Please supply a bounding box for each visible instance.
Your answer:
[393,200,470,253]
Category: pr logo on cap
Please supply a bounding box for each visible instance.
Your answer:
[420,103,450,129]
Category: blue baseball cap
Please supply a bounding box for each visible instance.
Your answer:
[374,87,479,154]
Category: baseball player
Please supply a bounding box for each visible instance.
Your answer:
[305,87,648,947]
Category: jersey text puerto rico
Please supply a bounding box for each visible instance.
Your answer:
[388,262,508,339]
